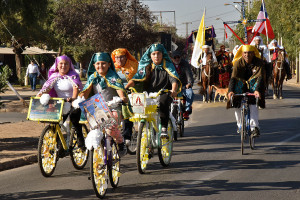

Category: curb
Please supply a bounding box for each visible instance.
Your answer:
[0,154,37,172]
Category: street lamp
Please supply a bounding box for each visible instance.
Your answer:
[224,3,242,15]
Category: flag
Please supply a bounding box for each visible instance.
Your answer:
[191,9,205,68]
[252,0,275,39]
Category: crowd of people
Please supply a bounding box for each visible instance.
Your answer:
[31,34,292,154]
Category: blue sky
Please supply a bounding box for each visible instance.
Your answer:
[141,0,245,42]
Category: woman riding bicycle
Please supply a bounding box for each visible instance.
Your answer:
[227,45,266,137]
[78,52,130,156]
[126,43,181,138]
[37,55,84,148]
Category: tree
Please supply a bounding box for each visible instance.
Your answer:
[0,0,55,83]
[53,0,157,55]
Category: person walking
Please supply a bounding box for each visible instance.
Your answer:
[26,60,40,91]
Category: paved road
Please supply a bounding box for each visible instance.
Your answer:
[0,85,300,199]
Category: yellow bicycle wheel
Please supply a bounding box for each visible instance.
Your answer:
[91,145,108,199]
[69,125,89,170]
[109,141,120,188]
[38,125,58,177]
[158,120,174,167]
[136,121,150,174]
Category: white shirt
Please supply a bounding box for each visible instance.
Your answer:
[26,64,40,76]
[54,78,74,98]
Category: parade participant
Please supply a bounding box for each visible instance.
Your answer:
[268,39,292,80]
[37,56,84,147]
[216,45,232,88]
[228,45,266,137]
[171,50,194,120]
[250,36,269,61]
[198,45,218,84]
[79,52,128,155]
[126,43,181,138]
[26,60,40,91]
[111,48,138,144]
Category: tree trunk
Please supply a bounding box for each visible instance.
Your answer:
[15,52,22,82]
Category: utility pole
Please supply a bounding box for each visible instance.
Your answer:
[182,22,192,38]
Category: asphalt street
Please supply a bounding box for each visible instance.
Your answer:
[0,85,300,199]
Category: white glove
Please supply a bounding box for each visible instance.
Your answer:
[40,94,51,106]
[107,96,122,107]
[85,129,103,150]
[72,96,85,109]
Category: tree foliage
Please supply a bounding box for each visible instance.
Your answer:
[53,0,158,54]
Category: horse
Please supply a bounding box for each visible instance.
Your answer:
[272,49,286,99]
[197,53,216,103]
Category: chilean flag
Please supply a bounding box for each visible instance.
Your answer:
[252,0,275,39]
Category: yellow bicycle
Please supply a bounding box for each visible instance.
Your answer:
[129,88,174,174]
[27,97,89,177]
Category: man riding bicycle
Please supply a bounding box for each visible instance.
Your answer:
[227,45,266,137]
[171,50,194,120]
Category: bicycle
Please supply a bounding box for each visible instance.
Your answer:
[129,88,174,174]
[79,93,122,199]
[231,93,258,155]
[27,97,89,177]
[171,96,185,141]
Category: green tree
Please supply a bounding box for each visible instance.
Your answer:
[0,0,55,83]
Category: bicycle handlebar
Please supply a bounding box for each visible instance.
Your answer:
[230,93,259,107]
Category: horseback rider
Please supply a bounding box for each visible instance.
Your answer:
[198,45,218,84]
[228,45,266,138]
[171,51,194,120]
[268,39,292,80]
[216,45,232,88]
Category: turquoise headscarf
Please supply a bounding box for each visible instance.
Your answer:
[83,52,124,92]
[131,43,181,92]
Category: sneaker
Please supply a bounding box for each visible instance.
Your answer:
[251,127,260,138]
[160,127,169,139]
[118,142,127,157]
[183,111,189,120]
[125,139,131,146]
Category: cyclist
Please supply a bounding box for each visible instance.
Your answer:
[111,48,138,145]
[37,55,84,148]
[227,45,266,137]
[171,50,194,120]
[79,52,129,156]
[125,43,181,138]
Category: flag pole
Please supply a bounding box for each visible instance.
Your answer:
[262,0,269,44]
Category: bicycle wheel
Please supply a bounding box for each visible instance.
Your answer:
[178,104,185,137]
[158,119,173,167]
[109,141,120,188]
[136,121,150,174]
[127,122,138,155]
[249,134,255,150]
[91,145,108,199]
[241,109,246,155]
[69,124,89,170]
[172,105,178,141]
[38,125,58,177]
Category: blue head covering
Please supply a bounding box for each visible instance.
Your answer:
[82,52,124,92]
[132,44,181,93]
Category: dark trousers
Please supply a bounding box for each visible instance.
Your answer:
[123,119,133,140]
[63,107,83,139]
[159,93,173,128]
[29,73,38,90]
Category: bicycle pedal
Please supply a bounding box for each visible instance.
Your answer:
[88,176,91,180]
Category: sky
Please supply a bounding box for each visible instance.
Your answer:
[141,0,247,43]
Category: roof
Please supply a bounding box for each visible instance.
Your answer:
[0,47,57,55]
